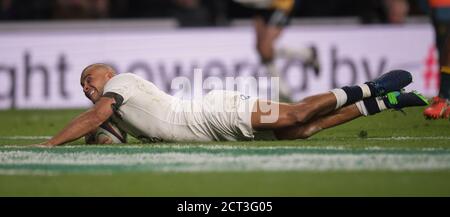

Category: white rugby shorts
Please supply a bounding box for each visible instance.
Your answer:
[202,90,258,141]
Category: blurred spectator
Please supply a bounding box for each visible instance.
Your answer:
[294,0,346,17]
[170,0,229,27]
[203,0,229,26]
[124,0,171,18]
[108,0,129,18]
[0,0,430,22]
[53,0,110,19]
[171,0,211,27]
[0,0,12,19]
[359,0,410,24]
[0,0,53,20]
[385,0,410,23]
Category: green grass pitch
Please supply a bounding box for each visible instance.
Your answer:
[0,107,449,196]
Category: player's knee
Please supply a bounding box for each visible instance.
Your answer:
[289,104,316,124]
[296,125,321,139]
[295,132,311,139]
[285,110,307,125]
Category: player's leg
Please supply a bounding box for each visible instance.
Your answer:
[254,18,282,64]
[253,9,293,101]
[251,92,336,130]
[424,9,450,119]
[274,104,361,140]
[251,69,413,131]
[274,91,429,140]
[440,25,450,102]
[253,16,266,55]
[252,85,391,131]
[439,32,450,118]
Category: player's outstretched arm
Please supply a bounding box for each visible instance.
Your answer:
[33,97,115,147]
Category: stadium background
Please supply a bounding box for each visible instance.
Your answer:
[0,0,449,197]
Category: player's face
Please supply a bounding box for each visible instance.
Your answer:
[80,69,111,103]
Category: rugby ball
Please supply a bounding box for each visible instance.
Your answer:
[85,121,127,144]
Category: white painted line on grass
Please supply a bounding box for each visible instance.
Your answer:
[0,169,59,176]
[1,136,449,141]
[1,150,450,174]
[367,136,450,140]
[0,136,52,140]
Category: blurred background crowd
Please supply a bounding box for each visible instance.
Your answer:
[0,0,432,26]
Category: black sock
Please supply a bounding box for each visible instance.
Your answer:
[364,82,378,97]
[439,73,450,99]
[341,86,363,106]
[363,98,382,115]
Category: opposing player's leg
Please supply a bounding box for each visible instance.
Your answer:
[273,90,429,140]
[424,12,450,119]
[253,16,267,53]
[254,18,282,63]
[424,21,450,119]
[251,69,413,131]
[254,16,293,101]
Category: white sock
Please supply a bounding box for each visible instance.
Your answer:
[358,84,372,98]
[356,101,369,116]
[276,47,312,61]
[265,62,292,98]
[265,62,280,77]
[356,97,388,116]
[375,96,388,110]
[330,89,347,109]
[331,83,373,110]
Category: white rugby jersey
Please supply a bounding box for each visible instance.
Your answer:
[102,73,256,142]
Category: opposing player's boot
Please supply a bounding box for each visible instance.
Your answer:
[365,70,413,97]
[423,96,450,119]
[276,45,320,76]
[383,91,429,113]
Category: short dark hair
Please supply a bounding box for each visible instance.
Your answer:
[81,63,116,76]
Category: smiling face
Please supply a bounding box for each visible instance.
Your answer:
[80,64,115,103]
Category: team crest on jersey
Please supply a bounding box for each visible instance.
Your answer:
[240,94,250,100]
